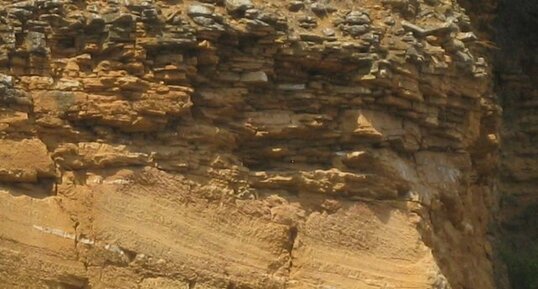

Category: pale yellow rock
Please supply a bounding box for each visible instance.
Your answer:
[0,0,505,288]
[0,138,56,182]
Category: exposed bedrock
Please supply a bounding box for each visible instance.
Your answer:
[0,0,529,288]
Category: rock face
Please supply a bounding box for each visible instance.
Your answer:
[0,0,519,288]
[488,0,538,288]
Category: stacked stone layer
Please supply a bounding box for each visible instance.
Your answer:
[0,0,502,289]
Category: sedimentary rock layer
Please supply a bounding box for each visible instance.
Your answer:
[0,0,502,288]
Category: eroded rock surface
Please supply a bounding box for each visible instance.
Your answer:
[0,0,504,288]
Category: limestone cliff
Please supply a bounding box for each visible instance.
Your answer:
[0,0,526,288]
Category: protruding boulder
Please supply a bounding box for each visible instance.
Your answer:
[345,11,370,25]
[187,3,215,17]
[0,138,56,182]
[240,71,268,83]
[225,0,253,14]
